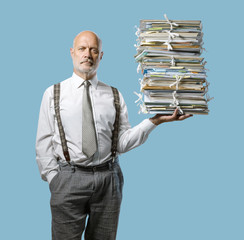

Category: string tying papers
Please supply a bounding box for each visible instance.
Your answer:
[134,91,143,106]
[164,30,179,40]
[205,80,214,102]
[206,94,214,102]
[170,91,183,114]
[137,63,141,73]
[162,15,180,51]
[171,56,175,66]
[134,25,140,37]
[139,103,148,114]
[169,75,183,90]
[138,78,148,91]
[164,14,179,31]
[164,41,173,50]
[134,92,148,114]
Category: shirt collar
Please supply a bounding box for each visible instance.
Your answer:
[72,72,98,89]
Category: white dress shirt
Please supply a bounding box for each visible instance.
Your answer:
[36,73,156,183]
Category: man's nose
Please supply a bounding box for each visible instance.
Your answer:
[84,48,92,58]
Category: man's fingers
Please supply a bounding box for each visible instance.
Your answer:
[172,108,179,119]
[178,114,193,121]
[172,108,193,121]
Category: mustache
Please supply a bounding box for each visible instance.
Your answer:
[80,59,94,64]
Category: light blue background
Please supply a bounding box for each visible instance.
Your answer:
[1,0,243,239]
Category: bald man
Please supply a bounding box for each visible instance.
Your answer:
[36,31,191,240]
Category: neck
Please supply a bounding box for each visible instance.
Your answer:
[74,69,96,80]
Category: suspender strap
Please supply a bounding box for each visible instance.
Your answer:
[53,83,71,162]
[111,87,120,158]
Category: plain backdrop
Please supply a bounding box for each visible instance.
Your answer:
[1,0,243,239]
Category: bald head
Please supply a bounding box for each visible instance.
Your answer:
[73,31,102,51]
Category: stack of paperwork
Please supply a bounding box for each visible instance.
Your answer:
[134,14,211,115]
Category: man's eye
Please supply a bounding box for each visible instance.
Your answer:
[79,48,85,51]
[92,49,98,54]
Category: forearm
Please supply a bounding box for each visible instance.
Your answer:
[117,119,156,153]
[36,156,59,183]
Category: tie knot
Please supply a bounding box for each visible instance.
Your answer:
[84,81,91,88]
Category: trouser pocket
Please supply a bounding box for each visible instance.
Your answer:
[112,163,124,196]
[49,172,60,192]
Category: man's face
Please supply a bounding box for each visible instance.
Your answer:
[70,32,103,78]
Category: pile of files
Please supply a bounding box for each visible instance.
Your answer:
[134,14,211,115]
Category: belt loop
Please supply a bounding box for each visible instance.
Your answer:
[69,163,76,172]
[108,162,112,170]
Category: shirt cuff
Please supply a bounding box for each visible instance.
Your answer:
[46,170,59,184]
[140,118,157,134]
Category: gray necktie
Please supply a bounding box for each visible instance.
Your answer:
[82,81,97,158]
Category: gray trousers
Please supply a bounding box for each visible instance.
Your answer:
[49,159,124,240]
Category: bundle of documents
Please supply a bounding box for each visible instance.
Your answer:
[134,14,211,115]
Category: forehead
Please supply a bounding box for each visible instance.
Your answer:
[74,33,100,48]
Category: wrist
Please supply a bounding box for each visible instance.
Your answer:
[149,117,161,125]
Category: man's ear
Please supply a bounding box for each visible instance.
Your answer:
[70,48,74,58]
[100,51,104,60]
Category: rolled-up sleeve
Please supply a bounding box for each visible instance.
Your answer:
[36,87,59,183]
[117,92,156,154]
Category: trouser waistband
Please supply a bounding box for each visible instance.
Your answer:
[59,157,118,172]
